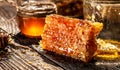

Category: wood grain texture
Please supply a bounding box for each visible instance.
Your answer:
[0,1,19,35]
[0,1,63,70]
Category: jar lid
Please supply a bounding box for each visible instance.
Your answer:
[17,1,57,17]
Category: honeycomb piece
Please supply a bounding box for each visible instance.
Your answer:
[40,14,103,62]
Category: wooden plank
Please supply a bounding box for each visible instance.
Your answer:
[0,2,63,70]
[0,45,63,70]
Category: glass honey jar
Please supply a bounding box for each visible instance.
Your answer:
[83,0,120,60]
[17,0,57,37]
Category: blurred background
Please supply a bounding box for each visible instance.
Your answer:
[54,0,83,18]
[4,0,84,19]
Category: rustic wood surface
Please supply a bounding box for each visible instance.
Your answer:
[0,1,120,70]
[0,1,63,70]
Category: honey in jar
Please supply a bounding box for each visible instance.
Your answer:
[17,1,57,37]
[18,16,45,37]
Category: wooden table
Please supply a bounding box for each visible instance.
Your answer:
[0,1,120,70]
[0,1,63,70]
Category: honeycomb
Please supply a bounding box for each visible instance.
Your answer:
[40,14,103,62]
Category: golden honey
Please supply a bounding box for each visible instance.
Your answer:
[17,1,57,37]
[95,39,120,60]
[18,16,45,37]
